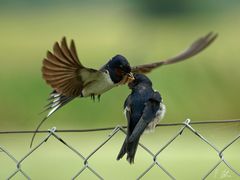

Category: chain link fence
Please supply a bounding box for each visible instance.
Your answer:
[0,119,239,179]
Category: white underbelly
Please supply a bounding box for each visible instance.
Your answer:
[145,103,166,133]
[81,73,116,97]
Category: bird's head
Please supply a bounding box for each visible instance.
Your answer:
[128,73,152,89]
[106,55,134,84]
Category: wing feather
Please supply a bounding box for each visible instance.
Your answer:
[60,37,78,65]
[53,42,74,66]
[70,40,82,65]
[131,32,218,73]
[129,93,161,143]
[46,51,76,69]
[42,37,100,97]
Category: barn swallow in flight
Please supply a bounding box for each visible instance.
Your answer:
[30,32,217,147]
[117,74,166,164]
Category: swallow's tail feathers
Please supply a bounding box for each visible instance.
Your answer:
[117,138,127,161]
[30,91,75,148]
[42,91,75,118]
[117,137,140,164]
[126,137,140,164]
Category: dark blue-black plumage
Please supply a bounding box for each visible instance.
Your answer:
[102,55,131,84]
[117,74,165,164]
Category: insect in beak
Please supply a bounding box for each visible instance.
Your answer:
[126,72,135,83]
[119,72,135,85]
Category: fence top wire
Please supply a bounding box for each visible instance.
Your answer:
[0,119,239,134]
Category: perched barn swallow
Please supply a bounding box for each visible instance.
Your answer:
[117,74,165,164]
[30,32,217,147]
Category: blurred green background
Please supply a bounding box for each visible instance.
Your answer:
[0,0,239,179]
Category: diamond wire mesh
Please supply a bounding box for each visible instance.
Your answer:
[0,119,239,179]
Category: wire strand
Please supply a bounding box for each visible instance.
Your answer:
[0,119,239,134]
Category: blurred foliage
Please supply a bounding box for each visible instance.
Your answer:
[0,1,239,130]
[1,0,240,16]
[137,0,195,15]
[135,0,240,16]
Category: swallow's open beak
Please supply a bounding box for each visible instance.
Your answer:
[119,72,135,85]
[126,72,135,83]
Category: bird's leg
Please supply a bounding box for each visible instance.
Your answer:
[97,95,101,102]
[91,94,95,102]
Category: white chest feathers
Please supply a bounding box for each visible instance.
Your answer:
[123,103,166,133]
[81,70,116,97]
[145,103,166,133]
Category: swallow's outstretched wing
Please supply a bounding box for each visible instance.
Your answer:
[41,37,104,119]
[30,37,102,148]
[131,32,218,74]
[42,37,102,97]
